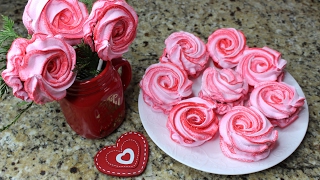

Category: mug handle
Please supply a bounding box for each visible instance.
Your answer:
[111,57,132,91]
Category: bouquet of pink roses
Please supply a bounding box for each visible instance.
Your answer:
[0,0,138,131]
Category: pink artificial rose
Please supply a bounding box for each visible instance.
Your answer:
[206,28,247,69]
[236,47,287,86]
[1,34,76,104]
[139,62,193,114]
[160,31,209,78]
[22,0,89,45]
[167,97,218,147]
[249,81,305,128]
[199,67,249,115]
[83,0,138,61]
[219,106,278,162]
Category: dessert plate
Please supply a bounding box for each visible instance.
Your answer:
[138,71,308,175]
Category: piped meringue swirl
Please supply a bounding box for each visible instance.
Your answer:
[140,62,193,114]
[167,97,218,147]
[1,34,76,104]
[249,81,305,128]
[199,67,249,114]
[206,28,246,69]
[236,47,287,86]
[160,31,209,78]
[83,0,138,61]
[22,0,89,45]
[219,106,278,162]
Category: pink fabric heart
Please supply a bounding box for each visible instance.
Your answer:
[94,132,149,177]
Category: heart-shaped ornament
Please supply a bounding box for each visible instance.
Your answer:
[94,132,149,177]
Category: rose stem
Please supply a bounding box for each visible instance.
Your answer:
[97,59,103,71]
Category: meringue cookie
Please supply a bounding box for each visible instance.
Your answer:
[236,47,287,86]
[199,67,249,114]
[83,0,138,61]
[167,97,218,147]
[22,0,89,45]
[206,28,247,69]
[219,106,278,162]
[249,81,305,128]
[140,62,193,114]
[1,34,76,104]
[160,31,209,78]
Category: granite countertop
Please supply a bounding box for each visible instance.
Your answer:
[1,0,319,179]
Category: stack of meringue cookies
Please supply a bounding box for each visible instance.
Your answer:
[140,28,305,162]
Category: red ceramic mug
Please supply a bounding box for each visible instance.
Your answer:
[59,57,131,139]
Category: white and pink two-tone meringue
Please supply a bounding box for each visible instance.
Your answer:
[160,31,209,78]
[219,106,278,162]
[22,0,89,45]
[199,67,249,114]
[206,28,247,69]
[249,81,305,128]
[236,47,287,86]
[140,62,193,114]
[83,0,138,61]
[1,34,76,104]
[167,97,218,147]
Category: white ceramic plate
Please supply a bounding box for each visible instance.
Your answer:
[138,70,309,175]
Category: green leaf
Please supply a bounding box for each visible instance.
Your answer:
[0,77,9,98]
[0,102,33,132]
[0,44,11,53]
[0,15,20,99]
[75,42,101,80]
[1,64,6,70]
[0,15,19,48]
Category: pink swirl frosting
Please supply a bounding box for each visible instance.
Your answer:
[1,34,76,104]
[167,97,218,147]
[249,81,305,128]
[160,31,209,77]
[219,106,278,162]
[22,0,89,45]
[1,38,31,101]
[139,62,193,114]
[199,67,249,114]
[83,0,138,61]
[236,47,287,86]
[206,28,246,69]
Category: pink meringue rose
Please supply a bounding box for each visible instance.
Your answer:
[236,47,287,86]
[160,31,209,78]
[249,81,305,128]
[22,0,89,45]
[199,67,249,114]
[139,62,193,114]
[206,28,246,69]
[1,34,76,104]
[167,97,218,147]
[1,38,31,101]
[83,0,138,61]
[219,106,278,162]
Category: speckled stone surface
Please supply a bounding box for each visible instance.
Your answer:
[0,0,319,179]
